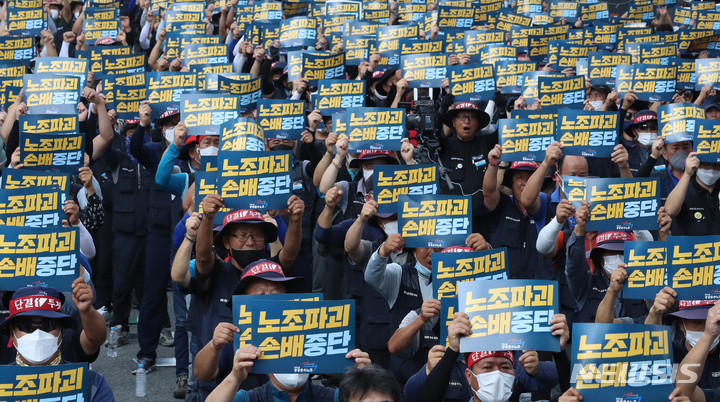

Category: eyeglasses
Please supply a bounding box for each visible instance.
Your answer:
[14,318,59,333]
[625,112,636,121]
[676,89,693,97]
[230,232,265,244]
[639,122,658,131]
[455,113,477,122]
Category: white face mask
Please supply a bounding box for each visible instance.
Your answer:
[200,146,218,156]
[273,373,309,388]
[346,154,356,165]
[164,127,175,144]
[637,132,657,147]
[382,220,398,236]
[697,168,720,186]
[602,254,624,277]
[363,168,373,181]
[472,370,515,402]
[50,9,58,19]
[589,100,604,111]
[684,322,720,350]
[14,329,61,364]
[74,11,80,18]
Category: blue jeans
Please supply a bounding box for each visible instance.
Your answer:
[173,283,189,377]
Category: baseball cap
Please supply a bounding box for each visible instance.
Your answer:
[349,150,399,169]
[213,210,279,252]
[467,351,515,369]
[701,95,720,112]
[586,230,635,259]
[227,260,305,304]
[669,300,716,321]
[590,84,611,94]
[179,135,203,160]
[501,161,540,188]
[624,110,657,137]
[0,286,76,336]
[441,246,475,253]
[443,102,491,129]
[158,110,180,126]
[271,61,288,75]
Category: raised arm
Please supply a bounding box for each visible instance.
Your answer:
[521,141,561,215]
[196,194,225,278]
[483,144,503,211]
[595,264,626,324]
[665,152,699,217]
[344,200,377,263]
[172,212,201,288]
[319,134,348,194]
[313,131,338,187]
[277,195,304,271]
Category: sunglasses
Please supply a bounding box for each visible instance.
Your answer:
[675,89,693,97]
[638,122,658,131]
[624,112,636,121]
[14,318,59,333]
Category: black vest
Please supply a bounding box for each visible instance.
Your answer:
[146,141,174,234]
[389,263,439,385]
[292,160,317,252]
[112,138,150,235]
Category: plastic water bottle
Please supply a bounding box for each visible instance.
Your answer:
[136,363,147,397]
[107,326,117,358]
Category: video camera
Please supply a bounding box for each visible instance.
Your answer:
[400,98,437,136]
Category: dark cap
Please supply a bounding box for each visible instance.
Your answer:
[501,161,540,188]
[443,102,491,129]
[349,150,399,169]
[624,110,657,137]
[228,260,305,300]
[213,209,279,251]
[590,84,611,94]
[586,231,634,259]
[0,286,76,336]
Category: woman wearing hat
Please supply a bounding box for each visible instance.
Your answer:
[0,286,115,401]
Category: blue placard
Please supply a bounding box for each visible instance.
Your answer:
[0,187,64,228]
[495,61,537,94]
[20,114,79,137]
[183,43,229,66]
[433,248,508,349]
[584,177,660,231]
[374,164,440,214]
[180,94,240,136]
[232,297,355,374]
[397,194,471,248]
[279,16,317,49]
[103,72,146,120]
[695,118,720,163]
[671,57,696,90]
[218,150,293,210]
[668,235,720,300]
[658,103,703,143]
[333,107,405,151]
[217,75,263,113]
[34,57,87,88]
[23,73,81,115]
[20,132,84,174]
[571,323,673,401]
[458,279,560,353]
[589,52,632,86]
[1,169,70,205]
[195,170,230,225]
[316,79,366,116]
[0,226,80,291]
[614,64,634,99]
[100,53,146,78]
[499,118,555,162]
[447,64,496,102]
[146,71,198,117]
[401,53,448,88]
[623,240,667,300]
[557,109,620,158]
[0,363,89,401]
[256,99,305,140]
[631,64,678,102]
[219,118,266,152]
[537,75,586,110]
[299,52,345,86]
[7,6,46,37]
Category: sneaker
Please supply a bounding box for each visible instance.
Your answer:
[132,357,156,374]
[118,330,130,346]
[159,328,174,347]
[174,376,188,399]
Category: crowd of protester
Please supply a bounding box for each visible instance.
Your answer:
[5,0,720,401]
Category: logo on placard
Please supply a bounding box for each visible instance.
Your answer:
[616,393,641,402]
[47,107,60,114]
[522,154,537,161]
[369,143,385,150]
[501,338,524,349]
[581,149,597,157]
[294,361,317,373]
[249,200,269,209]
[617,221,634,230]
[429,239,445,247]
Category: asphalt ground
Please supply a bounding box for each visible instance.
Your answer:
[92,290,184,402]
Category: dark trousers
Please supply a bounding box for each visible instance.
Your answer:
[111,231,146,329]
[137,230,171,361]
[173,283,189,377]
[92,210,114,310]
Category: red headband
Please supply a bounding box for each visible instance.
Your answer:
[10,296,62,316]
[468,351,515,368]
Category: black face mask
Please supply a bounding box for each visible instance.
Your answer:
[231,249,265,268]
[270,144,294,152]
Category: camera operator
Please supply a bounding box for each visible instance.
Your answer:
[436,102,498,239]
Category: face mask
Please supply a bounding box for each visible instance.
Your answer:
[382,220,398,236]
[637,132,657,147]
[50,9,58,19]
[74,11,80,18]
[200,146,218,156]
[231,248,265,268]
[669,150,689,172]
[697,168,720,186]
[415,260,431,278]
[14,330,61,364]
[363,168,373,181]
[589,100,604,110]
[602,254,624,277]
[372,87,388,100]
[164,127,175,144]
[684,323,720,350]
[346,155,355,165]
[274,373,309,388]
[270,144,294,152]
[472,370,515,402]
